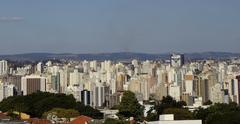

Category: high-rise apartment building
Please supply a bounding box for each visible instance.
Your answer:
[0,83,16,101]
[66,84,83,102]
[21,75,46,95]
[69,69,81,86]
[93,83,105,108]
[1,75,22,93]
[0,60,8,75]
[236,75,240,103]
[59,68,69,93]
[170,54,184,67]
[81,90,92,106]
[36,62,43,73]
[210,83,224,103]
[116,73,125,92]
[51,72,60,93]
[184,72,194,95]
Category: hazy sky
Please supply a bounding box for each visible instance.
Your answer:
[0,0,240,54]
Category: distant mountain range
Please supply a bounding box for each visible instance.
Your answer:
[0,52,239,62]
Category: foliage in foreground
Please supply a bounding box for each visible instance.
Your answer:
[42,108,79,119]
[163,108,193,120]
[146,96,240,124]
[193,102,240,124]
[118,91,144,121]
[146,96,187,121]
[104,118,128,124]
[0,91,103,119]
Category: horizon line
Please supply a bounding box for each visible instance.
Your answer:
[0,51,239,56]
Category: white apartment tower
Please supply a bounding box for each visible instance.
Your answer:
[0,83,15,101]
[93,82,105,108]
[0,60,8,75]
[69,69,81,86]
[37,62,43,73]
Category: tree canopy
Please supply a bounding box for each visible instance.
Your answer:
[118,91,144,121]
[163,108,193,120]
[146,96,187,121]
[0,91,103,119]
[75,102,103,119]
[104,118,128,124]
[145,96,240,124]
[42,108,79,119]
[193,102,240,124]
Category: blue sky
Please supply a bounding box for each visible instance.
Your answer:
[0,0,240,54]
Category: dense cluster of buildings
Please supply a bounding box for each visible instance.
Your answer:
[0,54,240,110]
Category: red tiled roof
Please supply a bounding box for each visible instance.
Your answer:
[0,112,10,120]
[0,113,7,116]
[26,118,52,124]
[69,115,93,124]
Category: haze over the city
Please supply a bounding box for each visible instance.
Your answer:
[0,0,240,54]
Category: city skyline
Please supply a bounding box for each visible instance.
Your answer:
[1,1,240,123]
[0,53,240,123]
[0,0,240,54]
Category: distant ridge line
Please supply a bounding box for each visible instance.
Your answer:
[0,52,239,61]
